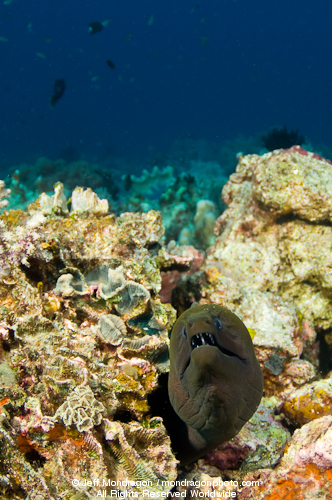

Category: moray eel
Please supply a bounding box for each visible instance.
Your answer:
[168,302,264,465]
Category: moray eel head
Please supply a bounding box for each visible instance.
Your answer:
[168,302,263,464]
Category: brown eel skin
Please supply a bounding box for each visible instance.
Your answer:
[168,302,264,465]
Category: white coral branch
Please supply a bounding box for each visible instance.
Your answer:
[0,180,10,208]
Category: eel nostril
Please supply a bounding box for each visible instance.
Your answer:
[213,317,222,331]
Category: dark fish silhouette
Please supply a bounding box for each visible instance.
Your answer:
[89,21,104,34]
[106,60,115,69]
[50,78,66,108]
[168,302,263,464]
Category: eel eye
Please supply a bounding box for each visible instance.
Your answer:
[213,317,222,331]
[182,326,187,339]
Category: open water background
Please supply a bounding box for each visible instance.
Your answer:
[0,0,331,169]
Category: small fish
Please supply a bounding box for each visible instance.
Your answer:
[3,0,17,4]
[0,36,8,42]
[147,14,154,26]
[36,52,46,59]
[50,78,66,108]
[200,35,209,46]
[106,59,115,69]
[125,34,132,42]
[88,20,109,35]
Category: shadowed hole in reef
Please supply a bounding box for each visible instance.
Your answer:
[317,330,332,376]
[20,256,62,289]
[147,372,189,459]
[20,260,45,283]
[76,308,89,325]
[25,450,47,468]
[2,328,15,351]
[113,408,137,423]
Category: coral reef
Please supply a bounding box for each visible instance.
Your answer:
[238,416,332,499]
[122,165,227,248]
[104,418,177,496]
[0,184,178,498]
[3,155,230,251]
[2,145,332,499]
[71,187,109,215]
[209,146,332,330]
[159,242,205,304]
[168,147,332,498]
[6,157,120,205]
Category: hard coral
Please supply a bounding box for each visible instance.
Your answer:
[123,165,175,197]
[54,385,105,432]
[0,180,11,209]
[104,418,178,495]
[71,186,109,215]
[98,314,127,345]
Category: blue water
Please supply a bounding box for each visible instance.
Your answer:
[0,0,331,169]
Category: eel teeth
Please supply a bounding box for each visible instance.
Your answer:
[190,332,240,359]
[191,332,216,349]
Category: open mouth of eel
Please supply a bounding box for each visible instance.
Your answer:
[181,333,246,377]
[190,332,244,360]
